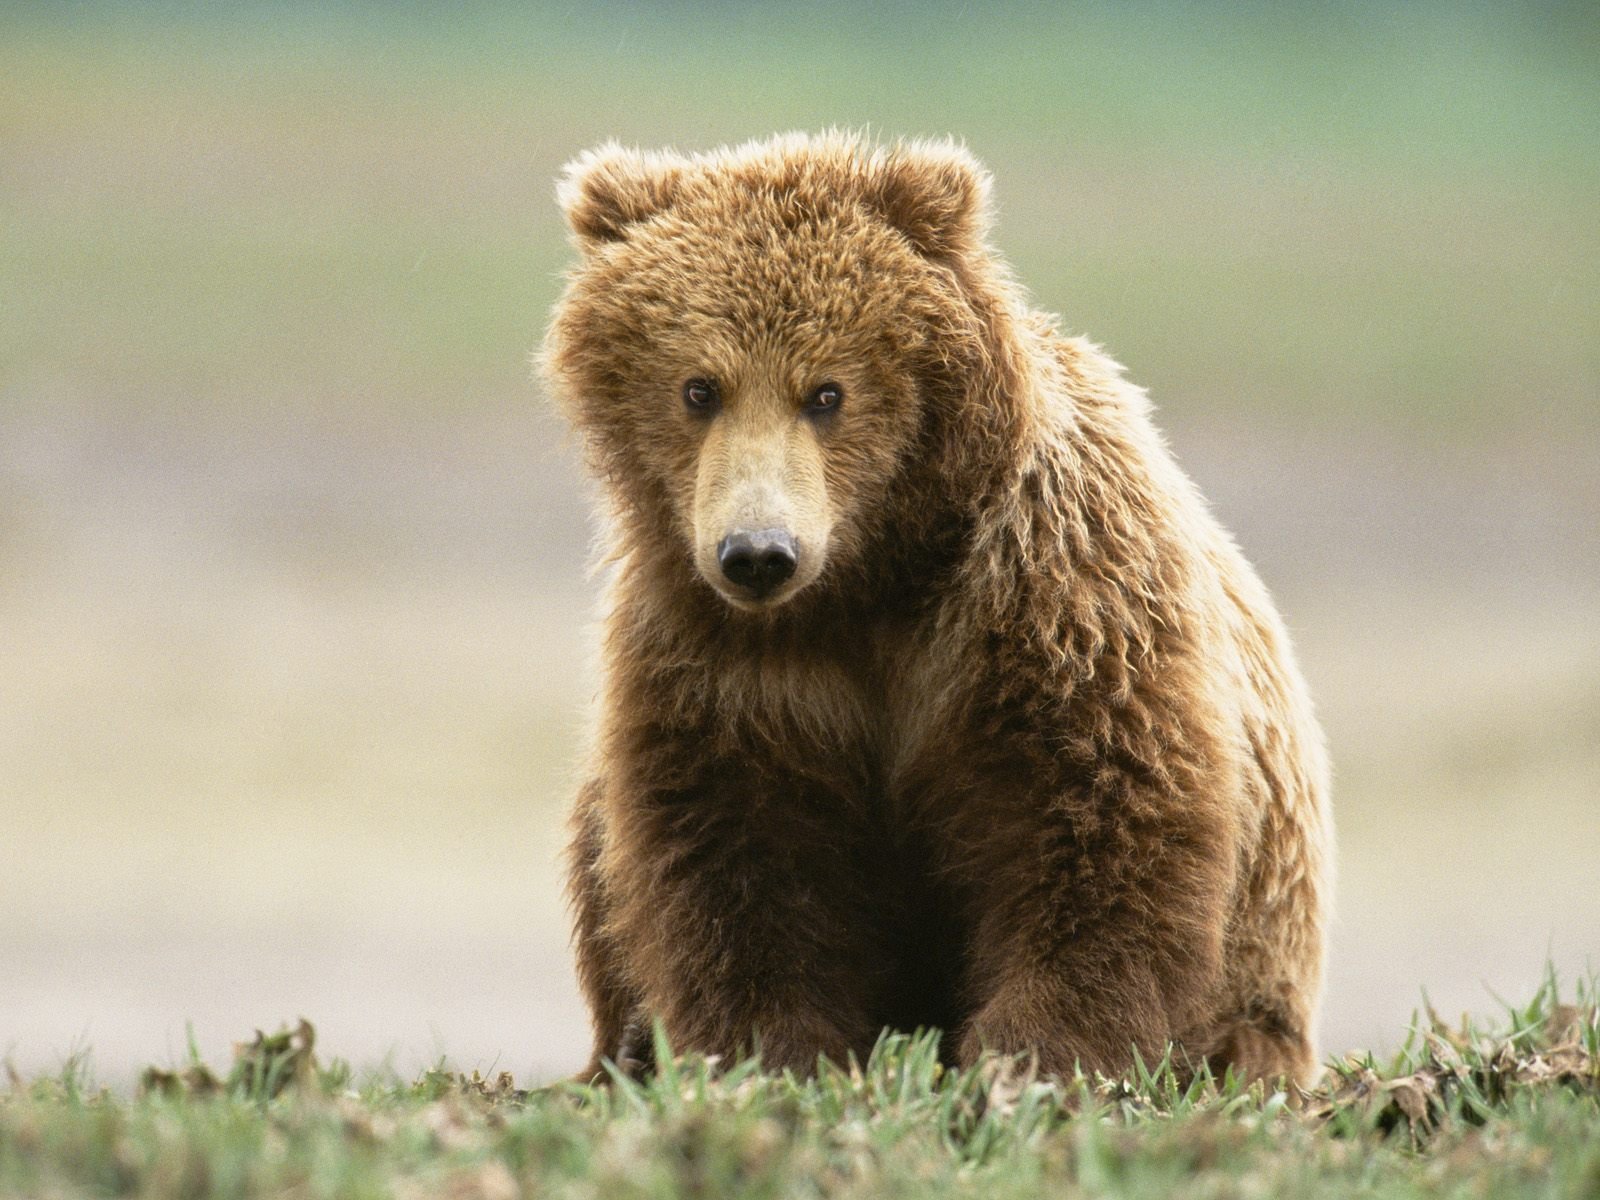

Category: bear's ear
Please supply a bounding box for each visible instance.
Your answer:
[867,140,991,258]
[557,143,686,247]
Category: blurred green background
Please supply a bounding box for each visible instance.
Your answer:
[3,1,1596,1084]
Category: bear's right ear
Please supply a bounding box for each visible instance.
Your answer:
[557,143,686,248]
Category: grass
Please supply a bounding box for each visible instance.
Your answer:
[5,978,1598,1199]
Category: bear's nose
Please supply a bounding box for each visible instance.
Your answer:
[717,529,798,598]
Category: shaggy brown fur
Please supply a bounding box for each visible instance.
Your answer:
[541,132,1332,1087]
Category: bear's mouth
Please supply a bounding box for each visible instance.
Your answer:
[706,572,807,613]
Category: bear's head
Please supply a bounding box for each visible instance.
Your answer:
[542,132,997,613]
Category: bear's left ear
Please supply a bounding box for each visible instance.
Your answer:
[868,140,992,258]
[557,143,686,248]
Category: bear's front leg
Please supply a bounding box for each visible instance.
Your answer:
[949,755,1241,1080]
[597,756,883,1076]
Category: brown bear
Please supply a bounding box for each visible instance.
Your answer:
[541,132,1332,1088]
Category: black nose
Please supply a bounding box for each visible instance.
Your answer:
[717,529,798,598]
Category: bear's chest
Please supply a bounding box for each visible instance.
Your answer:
[703,617,982,808]
[709,647,881,764]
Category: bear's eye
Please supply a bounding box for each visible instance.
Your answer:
[682,378,720,413]
[804,382,843,414]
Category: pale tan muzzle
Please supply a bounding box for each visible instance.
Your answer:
[691,396,832,609]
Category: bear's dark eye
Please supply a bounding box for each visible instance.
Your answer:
[804,382,843,414]
[683,378,719,413]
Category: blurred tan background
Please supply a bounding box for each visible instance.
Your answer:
[3,2,1596,1085]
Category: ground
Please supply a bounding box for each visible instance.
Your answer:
[2,980,1597,1199]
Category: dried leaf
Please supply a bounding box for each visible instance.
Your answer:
[1424,1032,1467,1078]
[977,1054,1039,1120]
[1383,1074,1435,1126]
[138,1063,222,1099]
[1546,1004,1586,1048]
[229,1018,318,1099]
